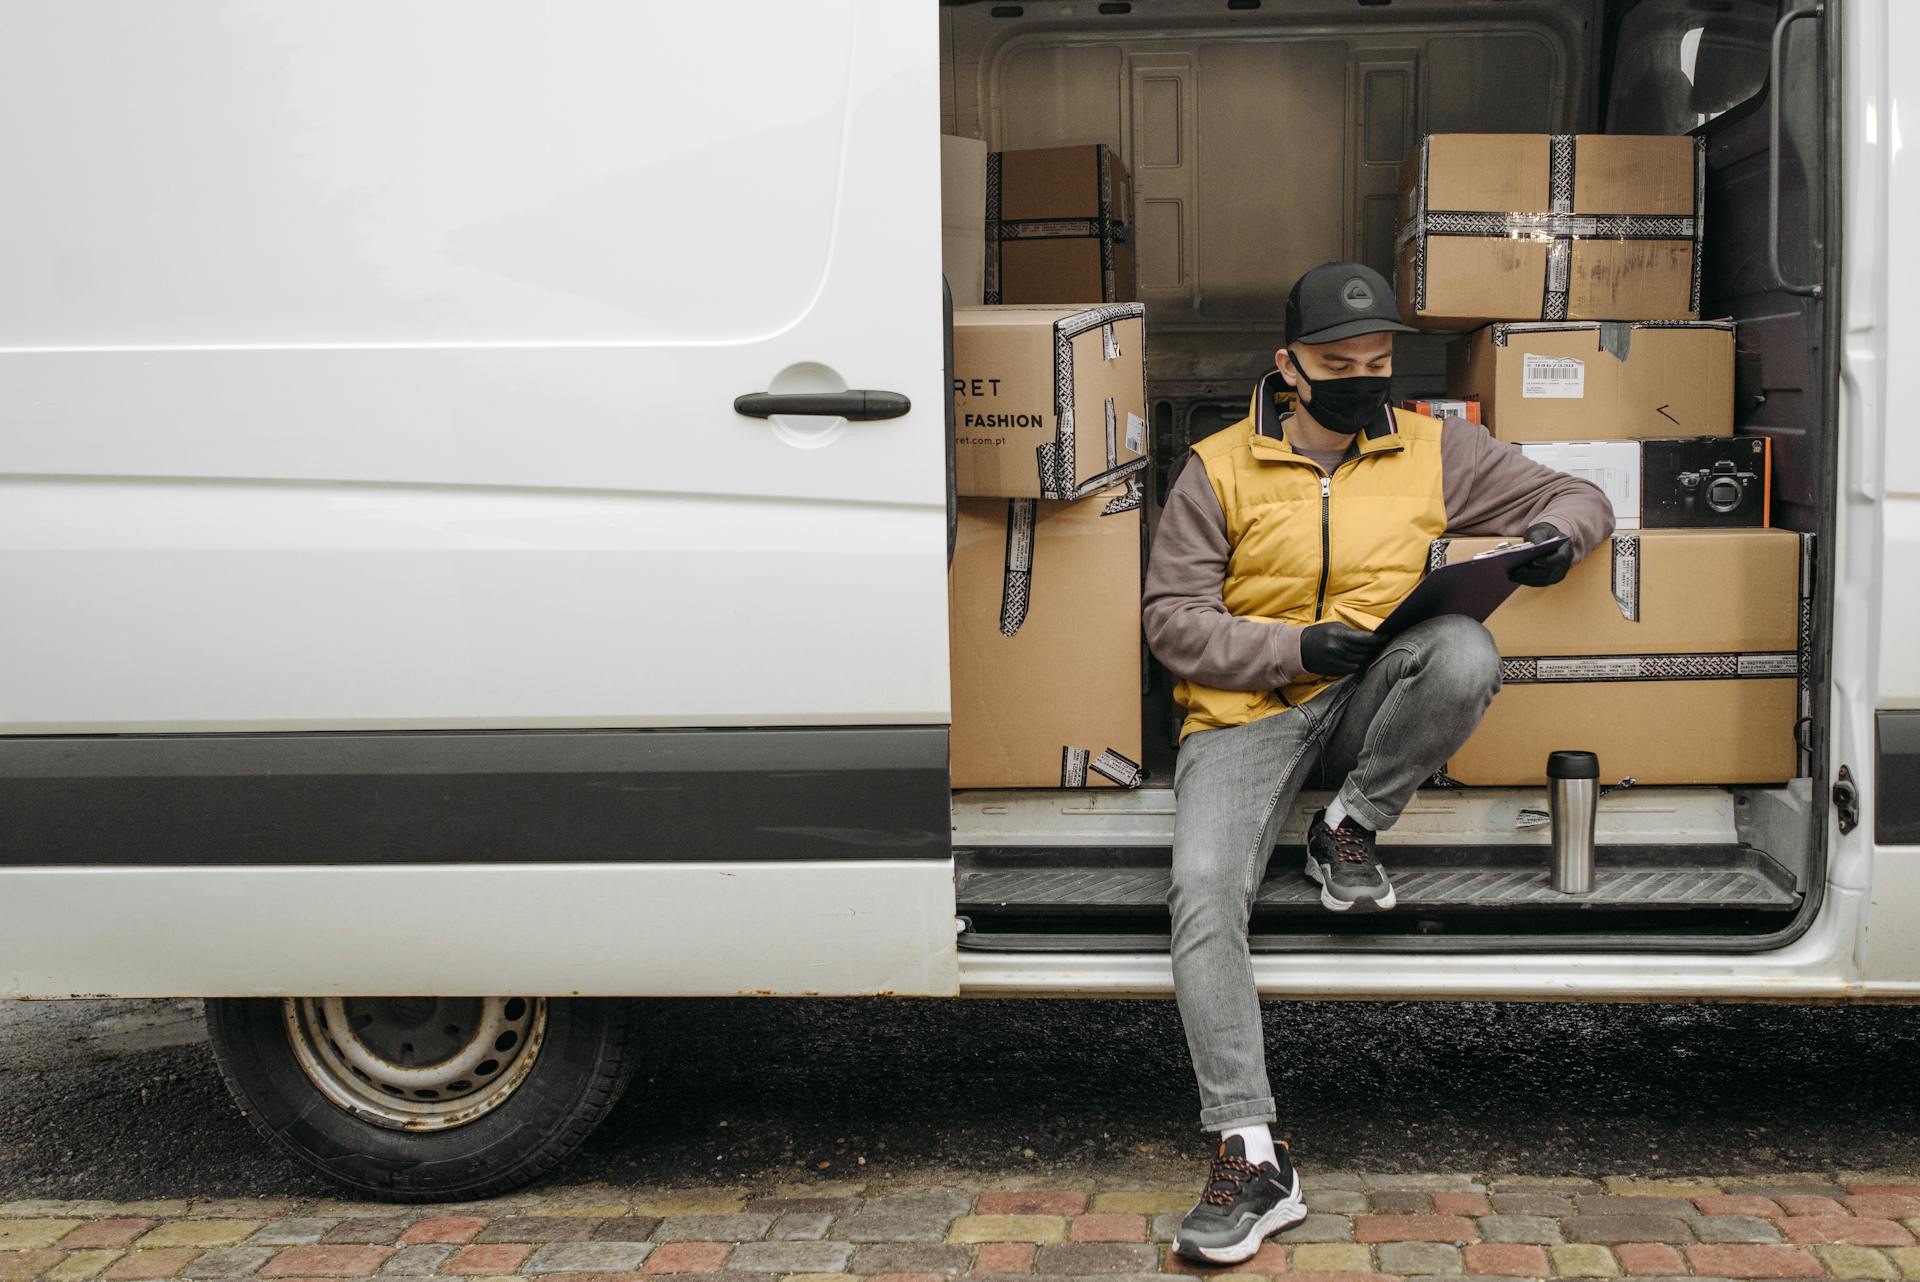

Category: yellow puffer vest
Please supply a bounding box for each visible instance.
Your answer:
[1174,375,1449,741]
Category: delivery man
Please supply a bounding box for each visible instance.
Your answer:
[1143,261,1614,1264]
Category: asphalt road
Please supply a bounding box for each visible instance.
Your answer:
[2,996,1918,1200]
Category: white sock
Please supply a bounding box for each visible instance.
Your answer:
[1325,796,1351,831]
[1223,1122,1278,1168]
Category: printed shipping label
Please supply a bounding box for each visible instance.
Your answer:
[1738,653,1799,676]
[1125,412,1145,455]
[1522,353,1586,399]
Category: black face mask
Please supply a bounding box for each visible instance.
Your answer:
[1286,348,1391,437]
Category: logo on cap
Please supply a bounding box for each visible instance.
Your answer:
[1341,277,1375,310]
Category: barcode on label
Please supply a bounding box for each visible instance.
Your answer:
[1125,412,1145,455]
[1522,353,1586,399]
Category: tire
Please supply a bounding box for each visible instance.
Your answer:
[205,995,639,1202]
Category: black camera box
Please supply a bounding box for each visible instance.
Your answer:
[1641,436,1770,528]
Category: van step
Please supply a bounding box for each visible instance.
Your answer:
[952,786,1741,848]
[953,843,1799,947]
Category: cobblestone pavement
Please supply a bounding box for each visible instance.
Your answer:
[8,1173,1920,1282]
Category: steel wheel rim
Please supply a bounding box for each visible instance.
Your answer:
[283,995,546,1131]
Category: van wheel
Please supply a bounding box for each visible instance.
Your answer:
[205,996,638,1202]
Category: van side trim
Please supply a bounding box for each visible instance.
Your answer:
[0,726,951,866]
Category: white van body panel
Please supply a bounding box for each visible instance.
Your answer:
[0,862,962,999]
[1862,0,1920,716]
[0,0,960,1001]
[1845,0,1920,986]
[0,0,950,734]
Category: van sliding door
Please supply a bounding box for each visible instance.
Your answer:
[0,1,957,998]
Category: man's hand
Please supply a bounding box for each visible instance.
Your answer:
[1299,621,1387,676]
[1508,521,1575,587]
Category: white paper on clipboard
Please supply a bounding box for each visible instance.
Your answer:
[1373,536,1569,641]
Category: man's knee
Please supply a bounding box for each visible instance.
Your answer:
[1406,614,1502,699]
[1168,845,1247,929]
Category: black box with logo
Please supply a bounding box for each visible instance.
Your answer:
[1642,436,1770,528]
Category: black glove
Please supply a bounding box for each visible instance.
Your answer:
[1508,521,1575,587]
[1299,621,1387,676]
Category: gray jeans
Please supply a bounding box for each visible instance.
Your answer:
[1167,614,1502,1132]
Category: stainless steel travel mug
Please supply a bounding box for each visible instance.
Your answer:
[1548,750,1600,894]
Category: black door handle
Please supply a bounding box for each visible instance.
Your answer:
[733,390,911,420]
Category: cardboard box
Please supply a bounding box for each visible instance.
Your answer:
[986,143,1136,304]
[953,303,1148,499]
[1521,436,1771,530]
[949,481,1146,789]
[1449,320,1734,442]
[942,135,988,305]
[1431,528,1811,785]
[1404,397,1482,425]
[1396,133,1705,329]
[1520,440,1645,529]
[1447,681,1801,788]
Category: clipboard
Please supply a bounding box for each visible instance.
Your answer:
[1373,535,1569,641]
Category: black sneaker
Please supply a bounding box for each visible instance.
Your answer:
[1171,1133,1307,1265]
[1304,808,1397,912]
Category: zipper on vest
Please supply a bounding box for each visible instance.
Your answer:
[1313,473,1332,620]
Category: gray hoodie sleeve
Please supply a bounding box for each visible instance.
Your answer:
[1439,418,1616,557]
[1141,458,1308,691]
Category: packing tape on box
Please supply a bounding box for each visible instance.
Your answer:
[999,498,1036,637]
[1487,318,1735,362]
[1500,652,1799,682]
[1062,745,1145,789]
[995,481,1141,639]
[1610,532,1640,622]
[1034,303,1148,501]
[1102,471,1145,515]
[1397,134,1707,321]
[983,150,1001,304]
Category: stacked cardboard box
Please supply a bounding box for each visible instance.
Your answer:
[1396,133,1705,330]
[949,303,1150,789]
[1394,131,1800,787]
[1447,318,1770,528]
[950,485,1146,789]
[1448,321,1733,441]
[1435,530,1810,786]
[984,143,1135,305]
[953,305,1148,499]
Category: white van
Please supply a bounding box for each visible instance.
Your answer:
[0,0,1905,1201]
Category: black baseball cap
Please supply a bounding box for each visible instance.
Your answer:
[1285,261,1418,345]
